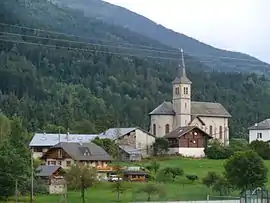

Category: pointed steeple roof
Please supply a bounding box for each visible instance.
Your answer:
[172,49,192,84]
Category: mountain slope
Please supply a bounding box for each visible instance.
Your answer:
[0,0,270,139]
[52,0,270,74]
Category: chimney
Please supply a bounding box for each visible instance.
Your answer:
[66,129,70,141]
[58,129,61,143]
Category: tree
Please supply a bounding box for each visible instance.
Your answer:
[249,140,270,160]
[204,140,234,159]
[152,138,169,156]
[137,183,163,202]
[65,165,97,202]
[212,176,232,196]
[145,160,160,176]
[0,113,10,145]
[111,181,128,202]
[157,167,184,182]
[224,150,268,191]
[202,171,220,189]
[92,137,118,158]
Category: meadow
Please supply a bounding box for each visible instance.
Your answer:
[18,158,270,202]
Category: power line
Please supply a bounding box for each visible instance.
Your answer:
[0,38,183,61]
[1,22,269,64]
[0,31,181,55]
[0,37,269,68]
[0,22,177,53]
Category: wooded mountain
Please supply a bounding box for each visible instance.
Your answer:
[0,0,270,139]
[52,0,270,74]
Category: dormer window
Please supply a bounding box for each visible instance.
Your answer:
[84,151,90,156]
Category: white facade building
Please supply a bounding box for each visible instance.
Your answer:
[248,119,270,143]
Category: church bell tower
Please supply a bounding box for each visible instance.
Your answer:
[172,49,192,128]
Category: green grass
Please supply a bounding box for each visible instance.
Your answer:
[27,158,270,202]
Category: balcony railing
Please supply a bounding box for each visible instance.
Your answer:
[95,166,123,172]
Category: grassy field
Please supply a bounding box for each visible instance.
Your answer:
[18,158,270,202]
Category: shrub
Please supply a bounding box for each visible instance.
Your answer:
[204,140,234,159]
[186,174,198,182]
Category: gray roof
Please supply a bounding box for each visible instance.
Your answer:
[36,165,61,177]
[98,127,137,140]
[164,126,212,139]
[119,145,141,155]
[51,142,112,161]
[149,101,231,118]
[29,133,98,147]
[248,119,270,130]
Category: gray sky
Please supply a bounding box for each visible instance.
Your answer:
[104,0,270,63]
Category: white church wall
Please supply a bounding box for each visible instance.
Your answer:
[196,117,229,145]
[150,115,174,138]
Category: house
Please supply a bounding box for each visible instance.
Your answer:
[29,132,97,158]
[148,50,231,145]
[41,142,113,179]
[36,165,65,194]
[119,145,142,162]
[248,119,270,143]
[98,127,155,157]
[164,126,212,157]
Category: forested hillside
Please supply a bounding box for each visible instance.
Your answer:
[52,0,270,74]
[0,0,270,138]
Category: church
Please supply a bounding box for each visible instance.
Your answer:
[148,50,231,149]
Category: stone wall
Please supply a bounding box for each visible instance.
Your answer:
[118,132,136,148]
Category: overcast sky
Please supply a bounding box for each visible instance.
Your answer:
[104,0,270,63]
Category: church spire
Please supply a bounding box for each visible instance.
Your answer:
[180,49,186,77]
[172,49,191,84]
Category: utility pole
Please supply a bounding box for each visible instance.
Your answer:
[81,175,85,203]
[15,179,18,203]
[30,150,34,203]
[64,183,67,203]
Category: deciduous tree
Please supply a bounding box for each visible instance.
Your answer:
[224,150,268,191]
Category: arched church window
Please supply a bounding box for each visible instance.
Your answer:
[153,124,156,136]
[165,124,170,134]
[175,87,180,95]
[209,125,213,135]
[184,87,188,95]
[219,126,222,139]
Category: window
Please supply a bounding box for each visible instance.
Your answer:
[257,132,262,139]
[66,161,71,167]
[183,87,188,95]
[175,87,180,95]
[209,125,213,135]
[58,149,62,158]
[185,102,187,108]
[153,124,156,136]
[33,148,43,152]
[48,161,56,166]
[57,161,62,166]
[219,126,223,139]
[165,124,170,134]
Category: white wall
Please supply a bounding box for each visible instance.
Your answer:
[32,147,49,159]
[191,116,229,145]
[249,129,270,143]
[168,148,205,158]
[150,115,174,137]
[135,129,155,157]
